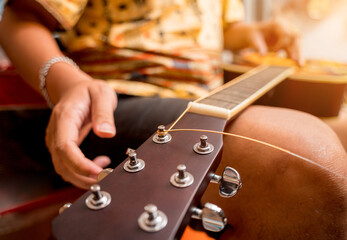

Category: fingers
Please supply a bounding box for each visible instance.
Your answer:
[49,104,101,176]
[272,23,304,66]
[285,36,305,66]
[50,136,111,189]
[93,155,111,168]
[90,80,117,138]
[52,155,111,189]
[51,154,99,189]
[248,29,268,56]
[45,80,116,189]
[60,139,103,176]
[259,19,304,66]
[49,127,104,189]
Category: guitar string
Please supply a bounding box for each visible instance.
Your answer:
[168,106,191,132]
[165,128,346,180]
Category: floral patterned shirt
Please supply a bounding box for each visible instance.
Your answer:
[36,0,245,98]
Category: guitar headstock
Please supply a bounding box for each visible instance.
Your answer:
[52,66,290,239]
[52,113,232,239]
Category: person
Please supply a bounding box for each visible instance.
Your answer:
[0,0,346,239]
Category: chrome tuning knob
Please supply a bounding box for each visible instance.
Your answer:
[170,164,194,188]
[85,184,111,210]
[152,125,172,144]
[210,167,242,198]
[123,150,145,173]
[191,203,227,232]
[138,204,168,232]
[193,135,214,154]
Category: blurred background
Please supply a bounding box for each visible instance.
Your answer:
[1,0,347,239]
[244,0,347,62]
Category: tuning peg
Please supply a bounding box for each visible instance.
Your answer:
[138,204,168,232]
[85,184,111,210]
[59,203,72,215]
[193,135,214,154]
[152,125,172,144]
[210,167,242,198]
[97,168,114,182]
[191,203,227,232]
[123,150,145,172]
[170,164,194,188]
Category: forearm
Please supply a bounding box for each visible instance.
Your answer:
[0,4,91,105]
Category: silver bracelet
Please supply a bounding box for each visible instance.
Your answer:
[39,56,79,108]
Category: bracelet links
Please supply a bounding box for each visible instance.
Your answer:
[39,56,79,108]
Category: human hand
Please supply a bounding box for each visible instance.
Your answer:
[45,80,117,189]
[256,18,303,65]
[224,18,304,66]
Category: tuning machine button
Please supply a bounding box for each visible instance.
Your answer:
[138,204,168,232]
[191,203,227,232]
[170,164,194,188]
[153,125,172,144]
[123,150,145,173]
[210,167,242,198]
[59,203,72,214]
[193,135,214,154]
[85,184,111,210]
[97,168,114,182]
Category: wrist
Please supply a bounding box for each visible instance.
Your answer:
[43,57,92,106]
[39,56,79,108]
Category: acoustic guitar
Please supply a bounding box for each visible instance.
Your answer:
[52,65,294,240]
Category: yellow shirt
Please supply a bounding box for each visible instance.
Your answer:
[36,0,245,98]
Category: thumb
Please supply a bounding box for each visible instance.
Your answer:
[90,81,117,138]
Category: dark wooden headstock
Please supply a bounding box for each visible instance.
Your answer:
[52,113,227,239]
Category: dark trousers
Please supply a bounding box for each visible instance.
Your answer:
[0,96,189,194]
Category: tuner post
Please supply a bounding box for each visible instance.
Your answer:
[85,184,111,210]
[170,164,194,188]
[193,135,214,154]
[138,204,168,232]
[123,151,145,173]
[152,125,172,144]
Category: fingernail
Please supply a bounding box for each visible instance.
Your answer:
[97,122,115,134]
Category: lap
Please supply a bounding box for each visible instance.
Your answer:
[202,105,347,239]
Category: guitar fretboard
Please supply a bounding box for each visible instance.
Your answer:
[195,65,294,118]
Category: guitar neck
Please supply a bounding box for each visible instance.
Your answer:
[188,65,294,120]
[52,65,293,240]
